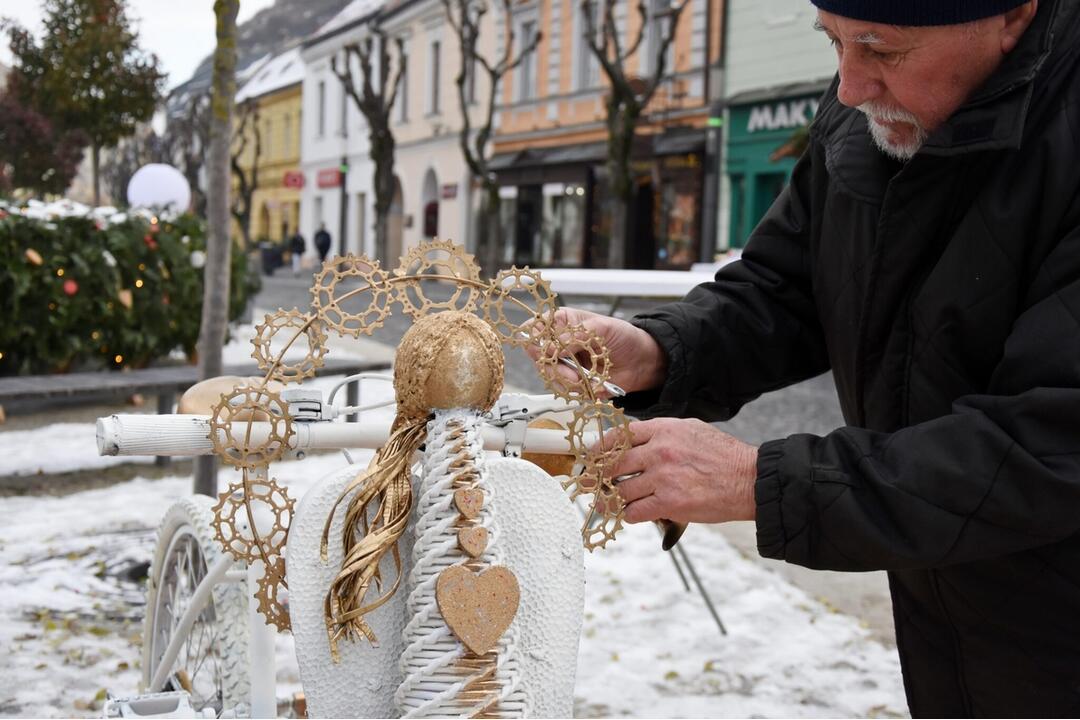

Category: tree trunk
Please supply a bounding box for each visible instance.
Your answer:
[372,137,394,266]
[481,183,501,274]
[375,213,389,266]
[194,0,239,497]
[92,143,100,208]
[605,106,637,269]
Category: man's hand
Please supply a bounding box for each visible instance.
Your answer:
[525,307,668,398]
[608,418,758,524]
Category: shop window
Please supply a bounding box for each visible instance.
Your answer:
[540,184,587,267]
[514,185,543,266]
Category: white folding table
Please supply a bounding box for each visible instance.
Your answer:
[537,254,740,314]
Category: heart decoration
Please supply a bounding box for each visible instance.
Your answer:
[453,488,484,519]
[436,565,520,656]
[457,526,489,558]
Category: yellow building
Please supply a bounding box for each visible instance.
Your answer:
[234,47,305,245]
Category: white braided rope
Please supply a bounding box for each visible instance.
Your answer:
[394,409,529,718]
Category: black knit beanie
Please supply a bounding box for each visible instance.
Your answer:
[809,0,1029,26]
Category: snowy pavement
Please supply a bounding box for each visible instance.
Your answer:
[0,318,909,718]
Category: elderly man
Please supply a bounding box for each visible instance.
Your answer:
[545,0,1080,715]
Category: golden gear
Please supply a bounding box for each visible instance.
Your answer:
[250,308,328,384]
[211,473,295,564]
[310,255,393,337]
[535,323,613,402]
[207,239,639,634]
[393,239,483,318]
[580,482,625,550]
[482,267,558,347]
[208,386,294,470]
[254,556,291,632]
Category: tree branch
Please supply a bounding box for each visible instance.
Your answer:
[625,0,648,61]
[642,0,690,104]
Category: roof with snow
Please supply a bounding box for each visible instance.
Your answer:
[236,46,305,102]
[304,0,385,48]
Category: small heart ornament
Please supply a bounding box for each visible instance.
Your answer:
[436,565,520,656]
[453,488,484,519]
[457,527,489,557]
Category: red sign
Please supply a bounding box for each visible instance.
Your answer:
[283,170,305,189]
[317,168,342,188]
[440,183,458,200]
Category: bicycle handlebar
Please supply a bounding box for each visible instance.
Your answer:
[96,413,590,459]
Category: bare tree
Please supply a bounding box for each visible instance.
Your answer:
[194,0,240,497]
[331,26,404,266]
[102,124,169,206]
[166,91,211,217]
[442,0,541,274]
[230,98,262,251]
[582,0,689,267]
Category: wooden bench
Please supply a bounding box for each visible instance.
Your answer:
[0,356,391,464]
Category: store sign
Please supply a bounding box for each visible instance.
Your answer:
[440,183,458,200]
[283,171,305,189]
[746,98,820,133]
[317,168,342,188]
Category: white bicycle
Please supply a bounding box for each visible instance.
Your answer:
[96,379,597,718]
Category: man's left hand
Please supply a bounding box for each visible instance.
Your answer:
[606,418,759,524]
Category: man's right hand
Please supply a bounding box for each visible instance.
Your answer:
[525,307,668,398]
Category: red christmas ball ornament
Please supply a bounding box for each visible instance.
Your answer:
[63,279,79,296]
[143,234,158,250]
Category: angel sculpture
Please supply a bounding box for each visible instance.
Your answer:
[204,240,640,717]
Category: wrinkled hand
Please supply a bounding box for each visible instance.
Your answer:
[607,418,758,524]
[525,307,668,398]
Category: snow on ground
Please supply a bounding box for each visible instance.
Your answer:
[0,315,908,718]
[0,462,908,717]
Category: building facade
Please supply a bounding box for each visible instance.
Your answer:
[299,1,382,264]
[491,0,725,269]
[235,48,306,246]
[718,0,835,249]
[379,0,495,259]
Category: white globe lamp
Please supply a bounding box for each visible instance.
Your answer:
[126,164,191,213]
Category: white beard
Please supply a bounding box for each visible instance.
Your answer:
[857,102,928,161]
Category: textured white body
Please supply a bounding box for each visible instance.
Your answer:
[287,456,584,718]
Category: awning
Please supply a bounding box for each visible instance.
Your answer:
[652,128,705,156]
[724,78,834,108]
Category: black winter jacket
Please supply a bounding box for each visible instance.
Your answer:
[623,1,1080,715]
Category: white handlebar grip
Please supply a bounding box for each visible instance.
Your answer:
[96,414,594,458]
[97,414,216,456]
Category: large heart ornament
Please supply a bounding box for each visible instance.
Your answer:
[436,564,520,656]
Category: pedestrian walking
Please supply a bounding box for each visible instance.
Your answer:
[289,229,305,277]
[314,223,332,263]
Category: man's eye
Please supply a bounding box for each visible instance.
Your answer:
[872,49,901,63]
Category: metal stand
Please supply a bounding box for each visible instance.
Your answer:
[656,524,728,635]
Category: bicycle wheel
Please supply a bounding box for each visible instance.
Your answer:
[142,495,251,713]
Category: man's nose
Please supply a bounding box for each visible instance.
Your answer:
[836,54,882,108]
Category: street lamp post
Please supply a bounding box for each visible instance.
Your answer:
[338,156,349,256]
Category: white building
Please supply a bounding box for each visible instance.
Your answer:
[299,0,384,262]
[718,1,836,249]
[377,0,495,259]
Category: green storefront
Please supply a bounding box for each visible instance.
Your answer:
[725,90,823,248]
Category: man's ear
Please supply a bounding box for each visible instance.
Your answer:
[1000,0,1038,53]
